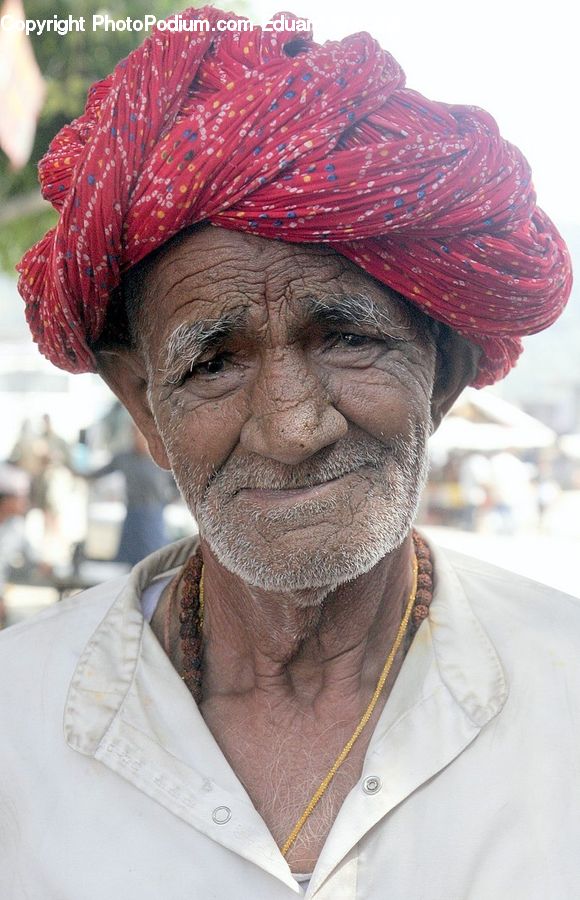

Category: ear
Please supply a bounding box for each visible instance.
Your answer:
[430,326,481,432]
[95,349,171,470]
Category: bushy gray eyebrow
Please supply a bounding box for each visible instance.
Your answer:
[160,309,248,385]
[307,292,413,339]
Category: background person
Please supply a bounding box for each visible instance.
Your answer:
[81,424,176,566]
[0,464,34,628]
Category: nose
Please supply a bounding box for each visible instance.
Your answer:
[239,349,348,465]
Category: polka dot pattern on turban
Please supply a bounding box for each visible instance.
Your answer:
[17,5,572,386]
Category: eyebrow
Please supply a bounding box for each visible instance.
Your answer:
[159,292,413,385]
[160,308,249,385]
[307,292,413,338]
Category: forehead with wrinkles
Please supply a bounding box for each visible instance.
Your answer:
[131,225,422,368]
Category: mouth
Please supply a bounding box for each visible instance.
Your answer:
[236,469,366,507]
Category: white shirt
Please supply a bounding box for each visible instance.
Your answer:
[1,536,580,899]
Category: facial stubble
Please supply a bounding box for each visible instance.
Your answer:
[163,422,431,594]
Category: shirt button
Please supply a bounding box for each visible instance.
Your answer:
[212,806,232,825]
[362,775,382,795]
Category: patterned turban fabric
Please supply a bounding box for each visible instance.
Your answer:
[17,6,572,387]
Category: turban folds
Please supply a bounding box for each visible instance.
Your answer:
[17,6,572,387]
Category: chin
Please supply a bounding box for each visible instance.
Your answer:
[196,493,419,593]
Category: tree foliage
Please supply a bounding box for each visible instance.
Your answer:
[1,0,187,198]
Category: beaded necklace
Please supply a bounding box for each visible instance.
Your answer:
[163,529,434,853]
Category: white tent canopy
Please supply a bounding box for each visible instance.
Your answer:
[430,388,556,452]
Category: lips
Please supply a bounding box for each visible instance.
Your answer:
[236,470,364,507]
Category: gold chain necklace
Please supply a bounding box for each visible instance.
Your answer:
[198,553,419,857]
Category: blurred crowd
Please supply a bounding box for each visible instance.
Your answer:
[422,447,580,534]
[0,406,191,628]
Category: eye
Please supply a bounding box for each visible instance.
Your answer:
[195,355,229,375]
[327,331,375,348]
[179,352,233,383]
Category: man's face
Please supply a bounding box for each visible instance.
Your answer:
[132,226,438,592]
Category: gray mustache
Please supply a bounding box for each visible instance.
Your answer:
[204,439,399,497]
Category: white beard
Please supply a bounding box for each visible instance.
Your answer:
[166,421,431,594]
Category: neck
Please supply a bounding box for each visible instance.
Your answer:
[198,534,416,713]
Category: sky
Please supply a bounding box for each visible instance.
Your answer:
[253,0,579,228]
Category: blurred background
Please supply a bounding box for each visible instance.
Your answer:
[1,0,578,627]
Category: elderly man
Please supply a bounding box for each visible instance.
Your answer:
[1,7,577,899]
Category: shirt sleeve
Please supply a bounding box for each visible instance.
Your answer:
[84,454,123,480]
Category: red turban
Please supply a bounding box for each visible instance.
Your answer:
[17,6,572,387]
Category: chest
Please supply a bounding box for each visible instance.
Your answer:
[200,704,378,873]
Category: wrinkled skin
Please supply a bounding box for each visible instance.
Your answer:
[97,225,478,869]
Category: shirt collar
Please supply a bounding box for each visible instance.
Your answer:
[65,536,197,757]
[422,538,507,727]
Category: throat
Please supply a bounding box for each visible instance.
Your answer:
[198,535,417,704]
[151,531,433,709]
